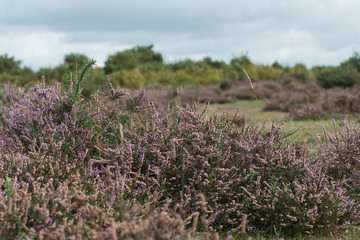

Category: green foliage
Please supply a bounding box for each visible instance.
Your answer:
[246,65,283,82]
[68,59,97,103]
[314,64,359,88]
[104,45,163,73]
[5,177,13,197]
[168,59,196,71]
[81,67,108,97]
[64,53,89,71]
[0,54,38,86]
[272,61,284,69]
[343,51,360,72]
[231,54,252,67]
[2,47,360,90]
[314,52,360,88]
[198,56,225,69]
[286,63,309,82]
[36,65,65,85]
[0,54,22,75]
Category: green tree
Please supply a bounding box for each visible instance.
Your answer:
[64,53,89,71]
[198,57,225,69]
[341,51,360,72]
[104,45,163,73]
[272,61,284,69]
[315,64,359,88]
[230,54,252,67]
[0,54,22,75]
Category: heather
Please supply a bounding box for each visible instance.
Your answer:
[264,82,360,119]
[1,65,360,239]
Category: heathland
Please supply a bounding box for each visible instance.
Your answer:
[0,46,360,239]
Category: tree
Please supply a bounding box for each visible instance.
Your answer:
[230,55,252,67]
[315,64,359,88]
[0,54,22,75]
[64,53,89,71]
[341,51,360,72]
[104,45,163,73]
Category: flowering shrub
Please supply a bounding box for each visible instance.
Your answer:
[264,82,360,119]
[318,121,360,192]
[1,66,360,238]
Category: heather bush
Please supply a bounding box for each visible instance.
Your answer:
[264,82,322,112]
[0,74,192,239]
[135,80,283,108]
[0,77,223,239]
[0,70,103,159]
[0,152,187,239]
[318,121,360,192]
[1,69,360,239]
[95,83,359,235]
[289,86,360,119]
[227,80,283,100]
[264,82,360,119]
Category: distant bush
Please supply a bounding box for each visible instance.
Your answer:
[0,54,22,75]
[64,53,90,71]
[343,51,360,72]
[264,82,360,119]
[315,64,359,88]
[231,55,252,67]
[104,45,163,73]
[264,82,321,112]
[0,54,37,86]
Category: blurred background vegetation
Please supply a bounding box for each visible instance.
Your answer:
[1,45,360,94]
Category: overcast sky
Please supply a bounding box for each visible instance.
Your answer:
[0,0,359,70]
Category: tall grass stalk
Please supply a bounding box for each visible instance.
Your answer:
[242,67,259,106]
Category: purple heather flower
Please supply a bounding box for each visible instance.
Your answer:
[35,225,41,232]
[110,195,116,205]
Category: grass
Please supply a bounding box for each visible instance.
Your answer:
[199,99,357,147]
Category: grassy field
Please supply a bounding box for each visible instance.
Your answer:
[199,99,356,147]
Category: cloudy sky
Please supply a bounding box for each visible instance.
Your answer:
[0,0,359,70]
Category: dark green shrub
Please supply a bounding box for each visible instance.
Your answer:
[198,57,225,69]
[231,55,252,67]
[64,53,89,71]
[0,54,22,75]
[272,61,284,69]
[315,64,359,88]
[342,51,360,72]
[104,45,163,73]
